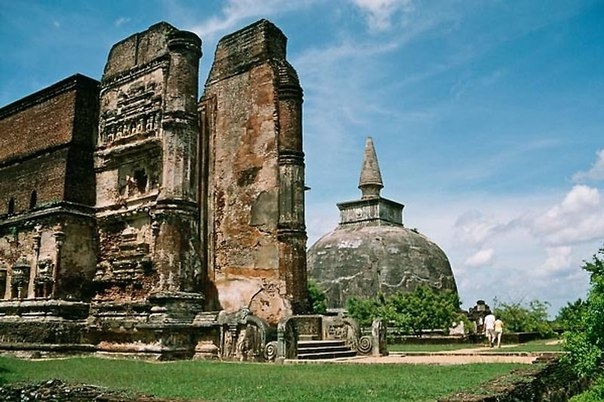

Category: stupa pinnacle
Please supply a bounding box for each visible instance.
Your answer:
[358,137,383,200]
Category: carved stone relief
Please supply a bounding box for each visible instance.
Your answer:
[34,258,54,298]
[94,222,152,290]
[216,308,271,361]
[99,71,164,147]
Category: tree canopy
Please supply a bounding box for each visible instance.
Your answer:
[563,247,604,377]
[347,285,463,334]
[554,298,587,333]
[307,280,327,314]
[493,299,554,337]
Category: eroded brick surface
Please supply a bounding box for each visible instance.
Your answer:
[0,19,308,360]
[201,20,307,324]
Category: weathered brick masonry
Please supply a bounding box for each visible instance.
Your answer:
[0,75,99,302]
[200,19,307,324]
[0,19,309,361]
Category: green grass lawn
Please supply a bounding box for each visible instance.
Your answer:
[0,356,524,401]
[503,339,563,353]
[480,339,564,353]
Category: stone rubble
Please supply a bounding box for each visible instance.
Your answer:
[0,379,169,402]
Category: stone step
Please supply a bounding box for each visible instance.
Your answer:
[298,334,318,341]
[298,344,353,354]
[297,339,357,360]
[298,340,347,348]
[298,349,358,360]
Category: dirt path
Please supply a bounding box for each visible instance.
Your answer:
[288,345,549,365]
[342,353,538,365]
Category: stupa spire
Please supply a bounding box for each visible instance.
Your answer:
[358,136,384,199]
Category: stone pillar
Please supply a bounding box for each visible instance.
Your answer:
[51,229,65,299]
[277,70,307,313]
[153,30,203,294]
[158,30,201,202]
[27,228,41,298]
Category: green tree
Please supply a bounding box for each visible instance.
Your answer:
[307,280,327,314]
[347,295,382,327]
[493,299,553,337]
[554,298,587,332]
[347,286,462,334]
[564,247,604,377]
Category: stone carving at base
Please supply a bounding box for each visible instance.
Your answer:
[11,259,30,299]
[323,313,360,351]
[276,318,297,361]
[372,319,388,356]
[357,335,372,354]
[356,319,389,356]
[217,308,272,361]
[194,341,219,360]
[264,341,278,361]
[34,258,54,298]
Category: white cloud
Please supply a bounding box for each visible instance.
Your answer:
[452,210,513,248]
[352,0,413,32]
[464,248,494,267]
[535,246,572,277]
[189,0,315,42]
[573,149,604,183]
[114,17,131,27]
[530,185,604,246]
[397,191,593,315]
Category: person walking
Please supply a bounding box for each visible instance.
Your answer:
[484,311,496,347]
[494,318,504,348]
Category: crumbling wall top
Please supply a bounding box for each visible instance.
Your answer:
[0,74,99,166]
[103,22,201,82]
[206,19,289,85]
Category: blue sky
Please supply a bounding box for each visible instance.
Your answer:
[1,0,603,315]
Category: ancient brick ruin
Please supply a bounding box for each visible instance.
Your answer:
[0,20,328,361]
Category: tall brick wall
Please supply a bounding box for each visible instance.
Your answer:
[201,19,308,323]
[65,77,99,206]
[0,151,68,215]
[0,75,99,302]
[0,75,99,214]
[0,75,97,162]
[0,91,74,163]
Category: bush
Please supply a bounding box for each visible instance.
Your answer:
[347,295,381,327]
[493,299,554,337]
[563,246,604,377]
[307,280,327,314]
[347,286,463,334]
[570,373,604,401]
[554,298,587,333]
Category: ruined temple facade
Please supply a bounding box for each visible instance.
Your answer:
[200,22,307,321]
[0,20,310,360]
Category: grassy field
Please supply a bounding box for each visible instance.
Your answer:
[483,339,564,353]
[0,355,524,401]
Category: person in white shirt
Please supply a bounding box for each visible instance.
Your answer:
[483,312,496,347]
[494,318,504,348]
